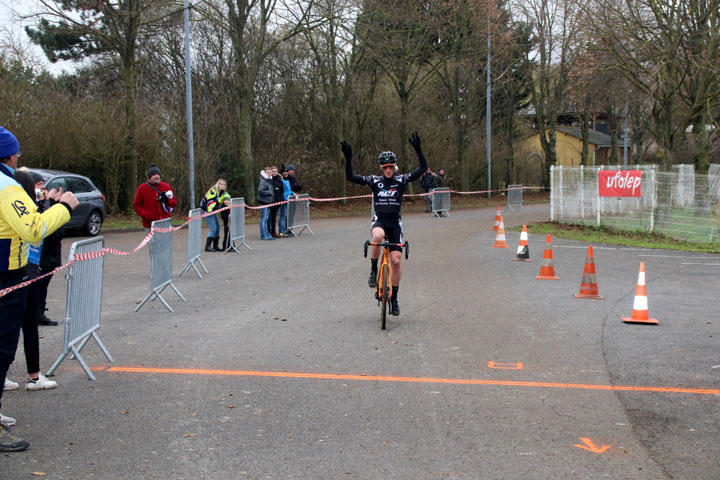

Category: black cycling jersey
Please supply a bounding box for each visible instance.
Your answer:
[345,152,427,218]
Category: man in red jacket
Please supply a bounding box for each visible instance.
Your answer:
[133,164,177,233]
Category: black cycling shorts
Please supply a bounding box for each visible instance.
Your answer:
[371,216,404,252]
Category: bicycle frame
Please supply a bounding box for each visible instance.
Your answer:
[363,240,409,329]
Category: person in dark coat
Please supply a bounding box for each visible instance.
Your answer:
[286,165,302,193]
[257,167,275,240]
[434,168,447,188]
[31,172,62,326]
[268,166,284,237]
[420,168,435,212]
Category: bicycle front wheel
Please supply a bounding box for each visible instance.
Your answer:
[380,264,389,330]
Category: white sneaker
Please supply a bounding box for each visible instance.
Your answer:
[0,413,16,427]
[3,378,19,391]
[25,374,57,391]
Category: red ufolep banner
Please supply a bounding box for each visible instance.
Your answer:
[598,170,642,197]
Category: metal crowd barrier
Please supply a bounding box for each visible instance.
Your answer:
[178,208,208,278]
[47,237,114,381]
[507,184,525,211]
[228,197,250,253]
[287,194,314,236]
[431,187,451,218]
[135,218,186,313]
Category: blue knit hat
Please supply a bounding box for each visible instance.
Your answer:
[287,164,295,171]
[0,127,20,158]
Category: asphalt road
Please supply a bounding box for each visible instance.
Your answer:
[2,203,719,479]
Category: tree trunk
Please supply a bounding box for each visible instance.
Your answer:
[691,114,710,174]
[237,92,255,202]
[607,108,619,164]
[580,110,589,166]
[121,39,138,214]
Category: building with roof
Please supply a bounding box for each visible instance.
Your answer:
[513,127,620,169]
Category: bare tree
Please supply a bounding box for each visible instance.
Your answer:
[355,0,448,162]
[302,0,359,197]
[513,0,582,186]
[25,0,185,212]
[199,0,319,201]
[585,0,720,172]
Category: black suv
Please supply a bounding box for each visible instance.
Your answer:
[30,169,107,236]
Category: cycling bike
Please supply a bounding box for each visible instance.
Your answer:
[363,239,409,329]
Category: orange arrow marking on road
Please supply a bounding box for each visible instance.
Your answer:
[574,438,610,453]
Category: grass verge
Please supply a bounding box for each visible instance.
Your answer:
[512,222,720,254]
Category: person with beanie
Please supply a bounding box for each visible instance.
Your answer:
[420,167,435,212]
[132,164,178,246]
[286,165,302,193]
[4,170,58,397]
[0,126,78,452]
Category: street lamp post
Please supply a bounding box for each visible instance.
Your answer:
[184,0,196,207]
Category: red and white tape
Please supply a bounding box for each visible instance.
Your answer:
[1,185,543,297]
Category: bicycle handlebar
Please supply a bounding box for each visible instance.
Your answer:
[363,240,410,260]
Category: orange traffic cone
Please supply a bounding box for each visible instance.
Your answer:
[622,262,658,324]
[574,246,603,299]
[536,234,559,280]
[492,205,502,231]
[513,224,532,261]
[492,216,509,248]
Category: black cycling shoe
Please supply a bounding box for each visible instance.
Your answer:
[390,298,400,316]
[368,270,377,288]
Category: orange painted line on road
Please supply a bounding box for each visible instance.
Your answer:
[105,366,720,396]
[488,361,523,370]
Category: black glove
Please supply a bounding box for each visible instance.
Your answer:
[158,192,169,204]
[341,140,352,162]
[409,132,422,152]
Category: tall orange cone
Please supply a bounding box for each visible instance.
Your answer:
[574,246,603,299]
[622,262,658,324]
[513,225,532,261]
[536,234,559,280]
[492,216,509,248]
[492,205,502,231]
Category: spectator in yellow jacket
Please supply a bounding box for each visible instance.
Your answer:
[0,126,78,452]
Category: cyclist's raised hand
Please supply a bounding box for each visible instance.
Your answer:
[341,140,353,162]
[409,132,422,152]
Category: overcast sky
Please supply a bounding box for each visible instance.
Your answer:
[1,0,77,75]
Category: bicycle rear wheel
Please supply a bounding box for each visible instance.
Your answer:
[380,264,389,330]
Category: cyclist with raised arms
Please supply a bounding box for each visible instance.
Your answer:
[341,132,428,316]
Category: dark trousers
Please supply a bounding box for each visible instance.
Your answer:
[36,268,54,315]
[269,206,279,235]
[221,211,230,249]
[0,268,29,411]
[423,189,432,211]
[21,268,41,375]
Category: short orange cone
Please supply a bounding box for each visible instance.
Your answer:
[513,224,532,261]
[622,262,658,324]
[492,205,502,231]
[492,216,509,248]
[536,234,559,280]
[574,246,603,299]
